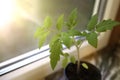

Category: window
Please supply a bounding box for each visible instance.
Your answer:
[0,0,119,80]
[0,0,95,73]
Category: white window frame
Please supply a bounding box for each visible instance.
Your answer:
[0,0,120,80]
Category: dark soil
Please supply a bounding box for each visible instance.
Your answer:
[65,61,101,80]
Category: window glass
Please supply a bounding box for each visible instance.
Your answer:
[0,0,95,62]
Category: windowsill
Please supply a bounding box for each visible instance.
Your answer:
[0,31,112,80]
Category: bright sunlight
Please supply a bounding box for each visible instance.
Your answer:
[0,0,16,27]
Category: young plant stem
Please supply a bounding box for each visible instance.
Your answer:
[76,46,80,73]
[72,37,83,73]
[76,41,83,73]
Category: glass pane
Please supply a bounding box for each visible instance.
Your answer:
[0,0,95,62]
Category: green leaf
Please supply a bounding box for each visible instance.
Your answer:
[82,63,88,69]
[34,27,45,38]
[49,35,60,48]
[61,33,73,49]
[56,14,64,30]
[106,20,120,29]
[50,39,63,70]
[43,16,52,28]
[70,56,76,64]
[87,14,98,30]
[86,32,98,48]
[80,31,88,36]
[38,31,50,48]
[67,8,78,29]
[62,57,68,68]
[96,19,120,32]
[67,29,81,36]
[34,16,52,39]
[63,53,69,57]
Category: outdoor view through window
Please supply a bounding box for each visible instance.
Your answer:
[0,0,95,63]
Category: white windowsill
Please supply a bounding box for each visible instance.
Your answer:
[0,32,112,80]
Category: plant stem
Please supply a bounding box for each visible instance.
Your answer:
[76,46,80,73]
[77,41,83,73]
[72,37,83,73]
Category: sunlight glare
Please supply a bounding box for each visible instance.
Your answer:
[0,0,16,27]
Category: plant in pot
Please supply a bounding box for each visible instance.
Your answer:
[34,9,120,80]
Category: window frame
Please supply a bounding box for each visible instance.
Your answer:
[0,0,120,80]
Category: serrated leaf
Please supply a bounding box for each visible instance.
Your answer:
[43,16,52,28]
[70,56,76,64]
[49,35,60,48]
[86,32,98,48]
[87,14,98,30]
[96,20,106,32]
[38,31,50,48]
[50,39,63,70]
[106,21,120,30]
[106,20,120,29]
[96,19,120,32]
[61,33,73,49]
[62,57,68,68]
[56,14,64,30]
[67,8,78,29]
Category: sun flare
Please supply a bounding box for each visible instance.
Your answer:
[0,0,16,27]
